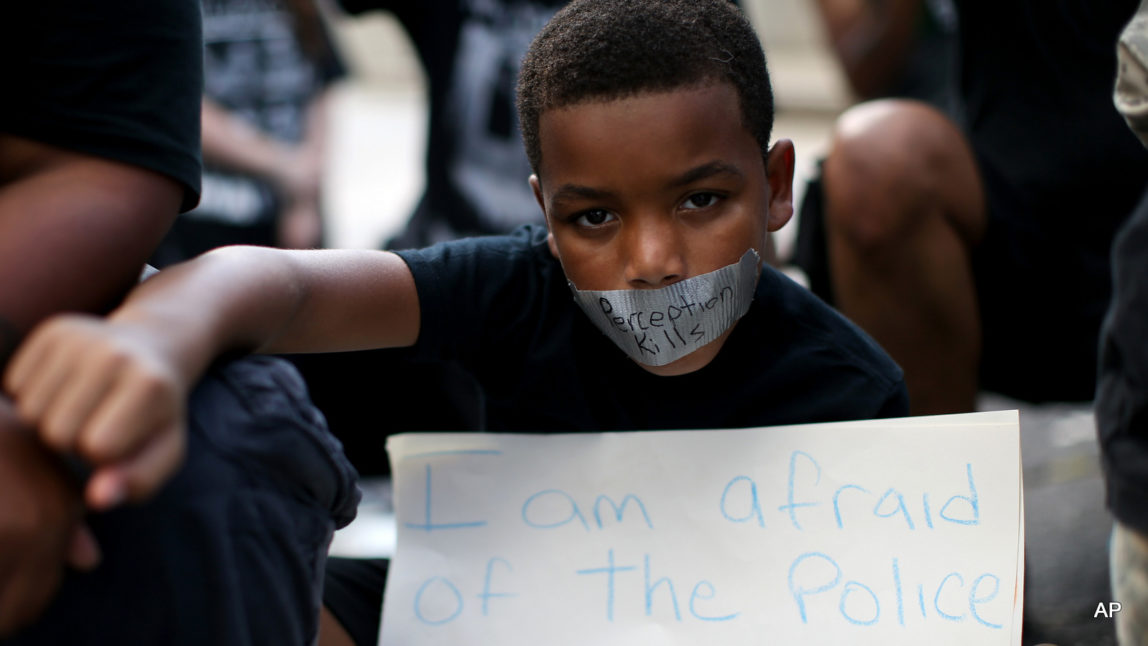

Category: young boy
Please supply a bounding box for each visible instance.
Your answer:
[3,0,907,643]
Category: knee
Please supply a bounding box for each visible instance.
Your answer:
[822,99,971,251]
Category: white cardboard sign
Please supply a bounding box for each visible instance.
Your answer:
[380,410,1023,645]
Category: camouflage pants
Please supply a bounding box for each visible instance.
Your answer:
[1113,522,1148,646]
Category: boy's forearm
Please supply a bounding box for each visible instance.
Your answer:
[106,246,307,385]
[105,245,421,384]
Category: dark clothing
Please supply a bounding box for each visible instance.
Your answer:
[6,356,360,646]
[1098,187,1148,536]
[398,225,908,430]
[959,0,1148,402]
[0,2,204,212]
[955,2,1143,210]
[152,0,346,266]
[795,0,1148,403]
[337,0,567,247]
[324,557,390,646]
[201,0,344,144]
[3,3,358,643]
[300,220,907,467]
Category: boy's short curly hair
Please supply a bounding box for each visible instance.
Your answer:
[516,0,774,175]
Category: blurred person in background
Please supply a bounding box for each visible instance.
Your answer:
[793,0,1148,416]
[814,0,957,110]
[151,0,346,267]
[1100,3,1148,643]
[334,0,565,249]
[798,0,957,308]
[797,4,1148,642]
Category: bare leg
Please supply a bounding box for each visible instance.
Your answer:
[318,605,356,646]
[822,100,985,415]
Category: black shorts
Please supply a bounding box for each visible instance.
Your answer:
[5,356,360,646]
[324,557,390,646]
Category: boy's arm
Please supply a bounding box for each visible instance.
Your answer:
[4,245,421,508]
[0,401,98,636]
[110,244,420,361]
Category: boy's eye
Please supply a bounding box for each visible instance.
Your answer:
[682,192,721,210]
[571,209,617,227]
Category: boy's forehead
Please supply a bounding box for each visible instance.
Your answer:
[539,80,738,123]
[535,82,757,181]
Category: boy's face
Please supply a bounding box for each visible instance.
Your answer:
[530,82,795,376]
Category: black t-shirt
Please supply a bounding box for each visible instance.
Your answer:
[956,0,1148,248]
[950,0,1148,401]
[1,1,204,212]
[396,226,908,432]
[1097,190,1148,533]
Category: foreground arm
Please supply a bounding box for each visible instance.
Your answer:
[0,136,181,635]
[4,245,420,507]
[0,402,99,636]
[0,135,181,363]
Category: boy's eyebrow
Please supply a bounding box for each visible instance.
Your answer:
[669,161,744,187]
[550,184,616,204]
[549,161,744,204]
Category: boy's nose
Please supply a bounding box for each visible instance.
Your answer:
[623,218,686,288]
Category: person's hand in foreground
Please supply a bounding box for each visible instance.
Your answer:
[0,398,99,636]
[3,314,188,511]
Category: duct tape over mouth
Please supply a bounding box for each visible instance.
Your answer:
[568,248,760,367]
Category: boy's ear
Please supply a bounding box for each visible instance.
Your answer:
[530,174,562,260]
[529,174,545,213]
[530,172,544,212]
[764,139,796,232]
